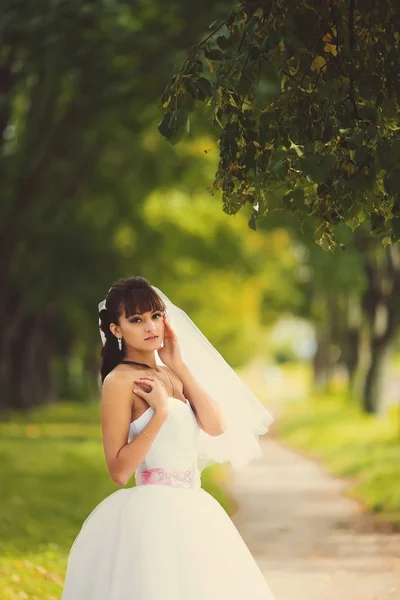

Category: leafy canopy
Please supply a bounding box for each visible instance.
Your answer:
[159,0,400,251]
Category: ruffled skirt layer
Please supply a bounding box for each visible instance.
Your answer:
[62,485,275,599]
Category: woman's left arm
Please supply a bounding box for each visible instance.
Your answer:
[174,362,226,436]
[158,312,226,436]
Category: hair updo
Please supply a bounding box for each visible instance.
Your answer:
[99,276,165,383]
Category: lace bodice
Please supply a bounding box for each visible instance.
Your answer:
[128,397,202,489]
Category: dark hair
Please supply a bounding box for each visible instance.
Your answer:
[99,276,165,383]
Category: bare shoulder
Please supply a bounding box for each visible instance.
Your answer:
[101,365,150,409]
[101,366,143,415]
[102,368,131,396]
[102,364,144,392]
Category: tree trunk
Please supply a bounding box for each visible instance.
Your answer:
[0,291,55,413]
[358,244,400,413]
[312,332,334,394]
[344,328,360,392]
[362,339,388,414]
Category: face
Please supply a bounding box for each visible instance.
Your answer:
[110,307,165,350]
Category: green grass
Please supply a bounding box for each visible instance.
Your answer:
[0,402,234,600]
[277,394,400,528]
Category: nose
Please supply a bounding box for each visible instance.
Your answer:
[144,319,157,333]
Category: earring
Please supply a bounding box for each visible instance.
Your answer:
[117,337,122,351]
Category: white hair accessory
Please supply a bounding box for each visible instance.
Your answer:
[98,298,107,346]
[98,285,274,472]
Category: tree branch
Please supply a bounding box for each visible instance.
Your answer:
[348,0,358,118]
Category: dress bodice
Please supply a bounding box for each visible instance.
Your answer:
[128,397,202,489]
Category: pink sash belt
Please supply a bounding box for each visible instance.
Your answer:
[136,465,196,489]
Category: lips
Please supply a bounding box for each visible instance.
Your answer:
[145,335,158,340]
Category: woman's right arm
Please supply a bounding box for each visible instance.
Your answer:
[101,373,168,486]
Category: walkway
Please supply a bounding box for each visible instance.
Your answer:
[230,437,400,600]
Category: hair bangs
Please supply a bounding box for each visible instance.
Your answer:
[121,287,165,319]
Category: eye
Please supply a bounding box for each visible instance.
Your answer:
[130,312,163,324]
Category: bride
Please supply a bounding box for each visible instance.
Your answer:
[61,276,276,599]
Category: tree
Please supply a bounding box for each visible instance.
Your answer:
[355,235,400,412]
[159,0,400,250]
[0,0,233,411]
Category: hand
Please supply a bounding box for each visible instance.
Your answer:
[133,377,169,414]
[157,313,184,370]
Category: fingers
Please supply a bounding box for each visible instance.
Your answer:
[133,377,165,388]
[132,379,153,396]
[162,316,176,338]
[133,386,144,397]
[134,377,164,385]
[163,314,172,329]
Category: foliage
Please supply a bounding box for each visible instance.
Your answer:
[159,0,400,250]
[0,0,237,409]
[144,176,303,366]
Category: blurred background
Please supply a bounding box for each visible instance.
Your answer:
[0,2,399,598]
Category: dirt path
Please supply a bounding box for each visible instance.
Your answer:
[229,437,400,600]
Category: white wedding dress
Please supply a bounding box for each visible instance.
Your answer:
[62,396,276,599]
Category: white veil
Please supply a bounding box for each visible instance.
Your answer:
[98,286,274,472]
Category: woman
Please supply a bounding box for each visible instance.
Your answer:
[62,276,276,599]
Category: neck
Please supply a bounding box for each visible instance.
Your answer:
[122,351,160,371]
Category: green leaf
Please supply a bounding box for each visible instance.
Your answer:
[195,77,213,100]
[358,105,378,125]
[158,108,189,144]
[248,212,257,230]
[346,216,361,231]
[358,74,382,102]
[301,154,334,184]
[345,132,364,150]
[222,192,243,215]
[370,212,386,234]
[377,140,400,170]
[158,114,174,140]
[354,146,370,166]
[282,187,305,208]
[289,140,303,157]
[382,236,392,247]
[315,230,336,252]
[384,167,400,196]
[204,48,224,60]
[249,44,262,60]
[216,35,230,50]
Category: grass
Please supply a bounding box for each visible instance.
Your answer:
[0,402,234,600]
[276,394,400,528]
